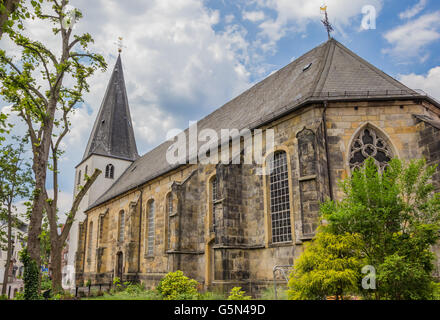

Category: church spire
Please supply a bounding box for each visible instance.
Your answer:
[82,54,139,162]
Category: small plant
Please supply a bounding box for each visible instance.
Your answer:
[261,287,287,300]
[112,277,123,292]
[85,279,92,287]
[227,287,251,300]
[156,270,199,300]
[0,294,8,300]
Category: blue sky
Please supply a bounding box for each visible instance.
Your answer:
[1,0,440,215]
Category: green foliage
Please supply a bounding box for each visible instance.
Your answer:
[13,291,24,300]
[40,273,51,291]
[20,248,40,300]
[156,271,199,300]
[227,287,251,300]
[0,294,8,300]
[260,286,288,300]
[288,231,364,300]
[124,282,145,295]
[198,291,227,300]
[320,158,440,300]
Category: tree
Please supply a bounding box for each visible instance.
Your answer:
[287,231,364,300]
[0,0,21,39]
[0,136,33,296]
[0,0,106,294]
[321,158,440,300]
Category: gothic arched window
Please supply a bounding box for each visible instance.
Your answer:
[268,151,292,244]
[77,170,82,185]
[146,200,155,256]
[349,126,393,171]
[105,164,114,179]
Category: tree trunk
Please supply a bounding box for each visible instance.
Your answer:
[0,0,20,38]
[1,203,13,296]
[49,243,63,293]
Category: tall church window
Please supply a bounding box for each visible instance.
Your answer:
[105,164,114,179]
[210,176,219,233]
[349,126,393,171]
[166,193,173,250]
[87,221,93,262]
[85,165,88,179]
[146,200,155,256]
[268,151,292,243]
[99,215,105,242]
[118,210,125,242]
[77,170,82,185]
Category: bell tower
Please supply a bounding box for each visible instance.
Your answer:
[64,53,138,290]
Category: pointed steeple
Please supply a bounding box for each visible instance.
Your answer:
[82,55,139,162]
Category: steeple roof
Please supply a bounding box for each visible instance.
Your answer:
[82,55,139,162]
[87,38,440,211]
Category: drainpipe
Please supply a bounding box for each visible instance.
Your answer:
[137,189,143,277]
[322,101,334,201]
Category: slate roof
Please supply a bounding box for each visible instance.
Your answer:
[86,38,439,211]
[82,55,139,163]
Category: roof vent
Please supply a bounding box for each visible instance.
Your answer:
[303,63,312,72]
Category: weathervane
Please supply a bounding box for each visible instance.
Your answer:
[115,37,126,53]
[320,5,334,40]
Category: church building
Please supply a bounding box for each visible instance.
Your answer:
[67,38,440,295]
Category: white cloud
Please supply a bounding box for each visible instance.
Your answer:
[399,0,427,20]
[1,0,254,217]
[398,66,440,101]
[243,11,265,22]
[383,11,440,60]
[249,0,383,53]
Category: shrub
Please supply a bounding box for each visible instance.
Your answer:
[0,294,8,300]
[321,158,440,300]
[287,231,364,300]
[156,271,199,300]
[227,287,251,300]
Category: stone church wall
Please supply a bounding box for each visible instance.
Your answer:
[77,100,440,296]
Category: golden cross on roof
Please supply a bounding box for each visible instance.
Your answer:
[115,37,126,53]
[320,5,334,40]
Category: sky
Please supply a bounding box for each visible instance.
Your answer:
[1,0,440,217]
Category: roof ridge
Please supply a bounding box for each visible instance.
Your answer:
[311,38,336,94]
[332,40,415,93]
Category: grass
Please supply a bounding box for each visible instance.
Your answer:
[84,290,162,300]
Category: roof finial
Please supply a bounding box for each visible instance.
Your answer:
[115,36,126,53]
[320,4,334,40]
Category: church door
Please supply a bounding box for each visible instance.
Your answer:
[116,252,123,279]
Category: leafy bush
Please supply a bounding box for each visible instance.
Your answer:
[0,294,8,300]
[227,287,251,300]
[156,271,199,300]
[320,158,440,300]
[288,232,364,300]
